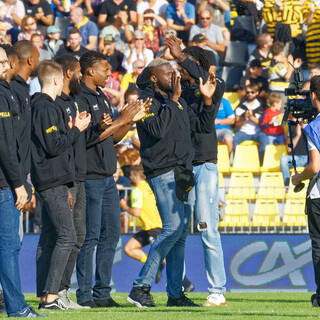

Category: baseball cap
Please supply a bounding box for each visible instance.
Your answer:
[249,59,262,68]
[104,34,115,43]
[192,33,206,43]
[47,25,61,34]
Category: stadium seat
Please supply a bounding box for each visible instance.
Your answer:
[223,92,240,109]
[286,172,308,199]
[226,172,256,200]
[221,65,246,91]
[219,172,224,187]
[224,41,249,66]
[231,145,260,173]
[239,140,259,146]
[219,199,250,227]
[54,17,69,40]
[252,199,281,227]
[260,145,287,172]
[283,199,307,227]
[217,144,230,173]
[257,172,285,200]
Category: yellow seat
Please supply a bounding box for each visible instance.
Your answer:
[257,172,285,200]
[226,172,256,200]
[218,172,224,187]
[260,145,287,172]
[219,200,250,227]
[239,140,259,146]
[231,145,260,173]
[252,199,281,227]
[217,144,230,173]
[223,92,239,109]
[286,172,308,199]
[283,199,306,227]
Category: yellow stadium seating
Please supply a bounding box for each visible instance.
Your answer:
[286,172,308,199]
[223,92,240,109]
[226,172,256,200]
[219,200,250,227]
[219,172,224,187]
[283,199,307,227]
[239,140,259,146]
[217,145,230,173]
[257,172,285,200]
[231,145,260,173]
[260,145,287,172]
[252,199,281,227]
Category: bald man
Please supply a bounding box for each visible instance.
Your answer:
[67,7,98,51]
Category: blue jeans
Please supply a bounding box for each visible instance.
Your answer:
[76,177,121,303]
[133,170,190,299]
[280,155,308,186]
[187,163,226,295]
[0,189,29,316]
[265,134,285,145]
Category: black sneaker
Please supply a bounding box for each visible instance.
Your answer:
[79,300,98,308]
[9,307,47,317]
[167,293,199,307]
[127,286,156,308]
[155,263,165,284]
[183,276,195,293]
[39,298,68,310]
[94,297,120,307]
[311,294,320,307]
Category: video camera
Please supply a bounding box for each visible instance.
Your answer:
[282,68,317,123]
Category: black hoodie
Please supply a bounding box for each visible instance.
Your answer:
[30,92,79,191]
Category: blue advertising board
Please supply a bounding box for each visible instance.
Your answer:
[19,234,315,293]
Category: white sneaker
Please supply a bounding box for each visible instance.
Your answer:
[203,293,227,307]
[58,289,90,310]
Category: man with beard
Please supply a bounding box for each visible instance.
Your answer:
[0,47,42,317]
[127,58,218,308]
[75,51,149,308]
[32,60,91,311]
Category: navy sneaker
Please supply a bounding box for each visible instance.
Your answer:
[9,307,47,317]
[127,286,156,308]
[94,297,120,307]
[167,293,199,307]
[311,294,320,307]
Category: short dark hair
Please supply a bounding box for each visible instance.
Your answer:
[124,88,139,102]
[13,40,35,60]
[310,75,320,100]
[55,54,79,75]
[271,41,284,56]
[69,28,81,36]
[310,63,320,71]
[130,165,145,179]
[79,51,106,75]
[0,44,18,59]
[183,46,210,72]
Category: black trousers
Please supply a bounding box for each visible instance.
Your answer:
[36,185,77,297]
[59,182,86,291]
[308,197,320,294]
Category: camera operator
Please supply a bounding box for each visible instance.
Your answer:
[292,75,320,307]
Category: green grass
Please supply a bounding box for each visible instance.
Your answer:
[2,293,320,320]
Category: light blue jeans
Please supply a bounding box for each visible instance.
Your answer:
[133,170,190,299]
[187,163,226,295]
[280,155,308,186]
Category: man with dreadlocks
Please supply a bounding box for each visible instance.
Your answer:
[165,37,227,307]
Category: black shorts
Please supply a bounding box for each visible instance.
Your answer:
[133,228,162,247]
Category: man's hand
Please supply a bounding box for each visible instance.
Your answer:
[165,36,185,62]
[99,113,113,130]
[119,100,143,124]
[172,70,181,103]
[199,74,217,105]
[14,185,28,210]
[119,10,128,25]
[74,111,91,132]
[132,98,152,122]
[292,172,301,186]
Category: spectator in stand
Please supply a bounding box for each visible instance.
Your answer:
[51,0,84,18]
[0,0,25,43]
[43,25,63,58]
[141,9,167,54]
[99,11,134,54]
[188,9,226,64]
[120,59,144,105]
[0,22,11,45]
[99,35,126,76]
[122,30,153,74]
[24,0,53,35]
[56,28,88,60]
[248,33,273,78]
[310,63,320,78]
[137,0,168,28]
[259,93,285,145]
[102,60,121,106]
[31,33,51,61]
[67,7,98,50]
[18,15,42,41]
[234,83,267,163]
[196,0,230,27]
[303,0,320,67]
[215,97,235,155]
[98,0,137,28]
[166,0,195,44]
[241,59,269,100]
[268,41,302,94]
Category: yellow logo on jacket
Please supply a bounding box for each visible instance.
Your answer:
[0,112,10,118]
[46,126,58,134]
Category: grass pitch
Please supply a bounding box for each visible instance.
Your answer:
[1,293,319,320]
